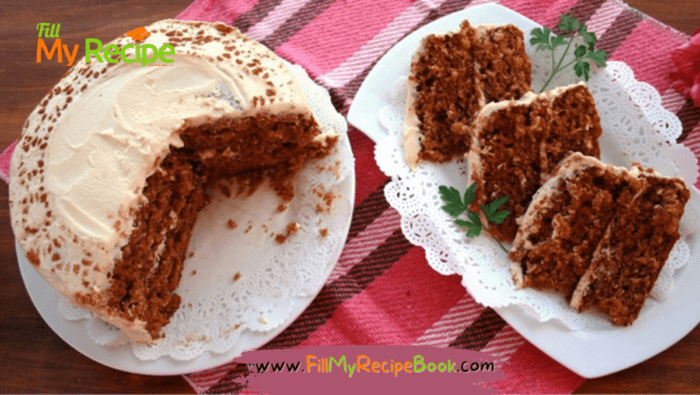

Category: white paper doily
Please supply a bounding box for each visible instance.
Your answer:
[57,63,354,360]
[375,54,700,331]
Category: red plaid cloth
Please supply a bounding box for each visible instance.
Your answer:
[3,0,699,393]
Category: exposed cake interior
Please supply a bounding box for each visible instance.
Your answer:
[509,158,642,298]
[405,21,479,164]
[570,170,689,325]
[403,21,532,168]
[509,153,690,326]
[474,24,532,104]
[103,114,335,339]
[468,83,602,243]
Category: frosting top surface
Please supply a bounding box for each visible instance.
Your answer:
[47,22,312,242]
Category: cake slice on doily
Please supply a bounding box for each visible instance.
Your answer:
[509,152,690,325]
[403,21,531,169]
[467,82,602,243]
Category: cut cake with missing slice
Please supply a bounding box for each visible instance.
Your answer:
[9,20,338,343]
[467,82,602,244]
[403,20,532,169]
[509,152,690,326]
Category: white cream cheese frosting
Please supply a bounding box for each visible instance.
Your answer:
[9,19,325,342]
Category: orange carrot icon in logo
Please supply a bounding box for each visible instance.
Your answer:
[126,27,150,41]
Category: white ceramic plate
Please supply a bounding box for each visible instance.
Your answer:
[16,163,355,376]
[347,3,700,379]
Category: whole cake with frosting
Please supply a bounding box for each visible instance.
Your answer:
[467,82,602,243]
[509,152,690,325]
[403,20,532,169]
[9,19,338,343]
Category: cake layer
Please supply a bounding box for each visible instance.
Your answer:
[467,83,602,244]
[570,168,690,325]
[509,153,643,298]
[474,24,532,104]
[104,153,206,339]
[9,19,338,342]
[179,112,335,197]
[403,21,531,169]
[509,153,690,326]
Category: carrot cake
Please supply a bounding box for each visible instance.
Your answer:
[403,21,532,169]
[510,153,689,325]
[9,20,338,343]
[467,82,602,244]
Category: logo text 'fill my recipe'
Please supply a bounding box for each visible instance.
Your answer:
[36,23,175,67]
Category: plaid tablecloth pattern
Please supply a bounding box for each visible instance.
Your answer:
[2,0,699,393]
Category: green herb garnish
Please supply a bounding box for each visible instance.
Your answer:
[530,14,608,93]
[439,183,511,253]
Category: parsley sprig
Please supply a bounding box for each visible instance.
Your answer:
[530,14,608,93]
[439,183,511,253]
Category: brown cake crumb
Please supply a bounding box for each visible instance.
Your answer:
[191,270,197,276]
[226,220,237,229]
[275,222,302,244]
[313,185,338,214]
[219,183,232,198]
[322,191,336,207]
[319,161,342,179]
[233,272,242,281]
[319,228,329,238]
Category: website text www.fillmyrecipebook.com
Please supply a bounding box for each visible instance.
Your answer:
[245,354,495,378]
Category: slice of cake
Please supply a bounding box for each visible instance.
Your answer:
[9,20,338,343]
[403,21,531,169]
[467,83,602,244]
[509,153,690,325]
[570,165,690,325]
[509,153,644,297]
